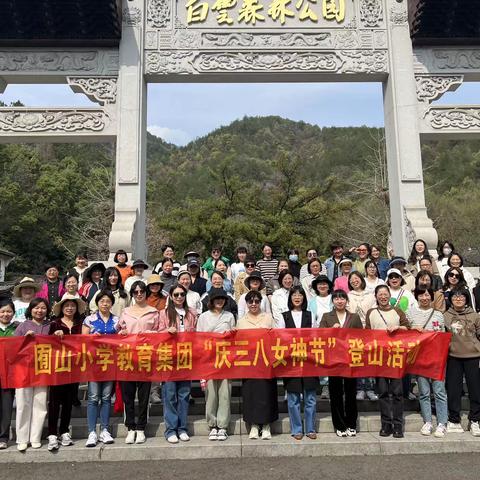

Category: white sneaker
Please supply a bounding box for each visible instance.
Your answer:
[0,442,7,450]
[208,428,218,441]
[470,421,480,437]
[99,429,114,444]
[178,432,190,442]
[336,430,347,437]
[17,443,28,451]
[249,424,259,439]
[60,432,73,446]
[31,442,42,449]
[85,431,98,448]
[125,430,136,444]
[366,390,379,401]
[346,428,357,437]
[447,421,464,433]
[356,391,365,401]
[261,424,271,440]
[47,435,59,451]
[434,424,447,438]
[135,430,146,444]
[321,386,330,399]
[217,428,228,441]
[420,422,433,436]
[167,434,179,444]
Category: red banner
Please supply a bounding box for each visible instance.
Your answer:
[0,329,451,388]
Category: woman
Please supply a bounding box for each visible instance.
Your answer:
[90,266,129,317]
[238,270,271,319]
[238,290,278,440]
[62,272,80,298]
[333,258,353,293]
[230,246,247,283]
[416,271,446,312]
[0,298,18,449]
[385,268,417,313]
[267,259,298,296]
[38,265,65,310]
[146,274,167,312]
[301,258,325,301]
[365,285,409,438]
[307,275,333,327]
[287,248,302,280]
[206,259,232,293]
[153,244,181,277]
[159,258,176,295]
[370,245,390,280]
[408,287,447,437]
[197,289,236,441]
[320,290,363,436]
[201,271,237,318]
[445,253,476,293]
[436,240,454,274]
[158,285,197,444]
[14,298,51,451]
[364,260,385,294]
[444,289,480,436]
[277,287,318,440]
[234,256,257,302]
[12,276,40,322]
[271,270,294,327]
[117,281,160,445]
[79,263,106,305]
[47,295,86,451]
[407,239,434,276]
[113,249,132,286]
[177,271,202,316]
[124,259,149,292]
[352,243,371,276]
[83,290,118,447]
[443,267,471,310]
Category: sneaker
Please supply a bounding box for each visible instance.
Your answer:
[31,442,42,449]
[321,386,330,400]
[356,391,366,401]
[420,422,433,436]
[47,435,59,451]
[17,443,28,451]
[99,429,114,444]
[366,390,379,401]
[208,428,218,441]
[0,442,7,449]
[470,421,480,437]
[125,430,136,444]
[178,432,190,442]
[217,428,228,441]
[447,421,464,433]
[135,430,146,444]
[249,424,259,439]
[346,428,357,437]
[261,424,271,440]
[60,432,73,446]
[434,424,447,438]
[150,392,162,404]
[85,431,98,448]
[393,428,404,438]
[336,430,347,437]
[166,434,179,444]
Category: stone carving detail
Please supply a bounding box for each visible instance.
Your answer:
[147,0,171,28]
[0,50,118,74]
[424,107,480,130]
[433,50,480,70]
[145,51,195,74]
[339,50,388,73]
[200,32,331,48]
[403,208,417,252]
[389,4,408,25]
[68,77,118,105]
[123,6,142,26]
[360,0,383,27]
[0,109,108,133]
[415,75,463,103]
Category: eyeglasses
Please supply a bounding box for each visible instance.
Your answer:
[246,263,256,268]
[247,299,261,305]
[133,290,145,295]
[388,274,401,279]
[448,273,460,279]
[173,292,186,298]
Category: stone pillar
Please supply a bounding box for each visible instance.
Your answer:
[383,0,438,257]
[108,0,147,260]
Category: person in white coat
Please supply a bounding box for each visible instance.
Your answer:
[271,270,294,327]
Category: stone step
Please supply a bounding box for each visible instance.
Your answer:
[1,432,480,463]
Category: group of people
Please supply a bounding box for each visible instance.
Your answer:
[0,238,479,451]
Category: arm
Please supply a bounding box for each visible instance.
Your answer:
[319,313,329,329]
[238,295,246,320]
[365,309,373,330]
[396,308,410,330]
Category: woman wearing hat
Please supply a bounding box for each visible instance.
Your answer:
[201,271,238,318]
[46,295,87,451]
[237,271,271,319]
[197,288,236,441]
[385,268,417,313]
[79,263,106,305]
[38,265,65,310]
[13,277,40,322]
[333,259,354,293]
[389,257,415,292]
[113,249,132,286]
[177,271,202,316]
[124,259,149,292]
[89,267,129,317]
[146,274,167,312]
[237,290,278,440]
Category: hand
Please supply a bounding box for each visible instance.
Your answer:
[54,330,64,337]
[94,332,102,336]
[229,327,237,333]
[414,327,424,333]
[348,246,357,253]
[119,329,128,336]
[333,323,341,328]
[25,330,35,337]
[387,326,399,333]
[167,327,177,334]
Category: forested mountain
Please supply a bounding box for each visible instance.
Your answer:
[1,116,479,274]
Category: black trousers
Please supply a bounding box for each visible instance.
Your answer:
[446,356,480,423]
[121,381,151,431]
[0,388,14,442]
[377,377,403,429]
[48,384,75,436]
[328,377,358,431]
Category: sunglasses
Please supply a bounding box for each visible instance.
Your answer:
[247,299,261,305]
[448,273,460,279]
[173,292,186,298]
[389,274,401,279]
[246,263,256,268]
[133,290,145,295]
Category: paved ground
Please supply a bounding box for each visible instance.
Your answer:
[2,454,480,480]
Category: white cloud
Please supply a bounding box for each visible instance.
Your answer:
[147,125,192,146]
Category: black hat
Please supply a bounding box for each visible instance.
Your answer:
[311,275,333,292]
[131,259,149,270]
[184,251,200,259]
[389,256,407,267]
[85,262,106,282]
[209,287,229,302]
[187,258,200,267]
[113,249,128,263]
[244,270,266,290]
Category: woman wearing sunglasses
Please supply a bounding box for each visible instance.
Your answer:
[443,267,472,310]
[158,284,197,444]
[117,281,160,445]
[237,290,278,440]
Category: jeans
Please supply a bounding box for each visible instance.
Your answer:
[87,381,114,433]
[357,377,375,392]
[162,381,191,438]
[287,389,317,435]
[417,376,448,425]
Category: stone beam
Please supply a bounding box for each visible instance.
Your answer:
[0,77,6,93]
[0,107,116,143]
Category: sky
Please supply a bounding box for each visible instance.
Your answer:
[1,82,479,146]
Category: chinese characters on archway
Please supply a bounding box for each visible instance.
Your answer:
[186,0,346,26]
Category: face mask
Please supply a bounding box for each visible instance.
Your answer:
[289,254,298,262]
[443,247,452,256]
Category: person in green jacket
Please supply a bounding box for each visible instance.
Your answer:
[202,245,230,279]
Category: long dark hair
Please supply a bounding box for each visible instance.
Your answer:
[408,239,428,264]
[166,284,188,327]
[438,240,455,261]
[443,267,467,291]
[102,267,127,299]
[287,286,307,311]
[25,298,50,320]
